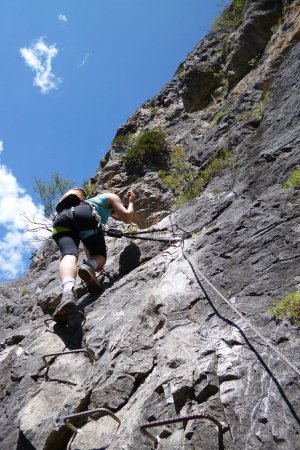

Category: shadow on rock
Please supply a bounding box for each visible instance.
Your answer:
[46,316,84,349]
[45,377,78,386]
[77,243,142,310]
[77,292,103,310]
[119,242,141,275]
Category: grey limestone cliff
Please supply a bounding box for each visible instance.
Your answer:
[0,1,300,449]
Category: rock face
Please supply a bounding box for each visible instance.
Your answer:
[1,1,300,449]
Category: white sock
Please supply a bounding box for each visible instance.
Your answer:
[62,278,76,292]
[86,259,97,270]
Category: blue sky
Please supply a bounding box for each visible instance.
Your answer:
[0,0,230,281]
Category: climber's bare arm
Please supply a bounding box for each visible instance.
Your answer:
[107,192,135,224]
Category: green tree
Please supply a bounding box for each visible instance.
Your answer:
[34,172,74,218]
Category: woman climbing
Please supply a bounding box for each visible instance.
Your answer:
[51,188,136,321]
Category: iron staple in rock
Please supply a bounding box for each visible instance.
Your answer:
[42,349,95,368]
[140,412,227,445]
[63,407,121,433]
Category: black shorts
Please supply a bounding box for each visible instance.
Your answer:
[52,204,107,259]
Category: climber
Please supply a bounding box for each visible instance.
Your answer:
[51,188,135,321]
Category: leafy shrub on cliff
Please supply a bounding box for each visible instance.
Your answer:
[112,134,132,147]
[82,180,97,197]
[282,166,300,189]
[124,129,168,167]
[213,0,250,32]
[269,292,300,325]
[160,147,235,209]
[20,286,29,297]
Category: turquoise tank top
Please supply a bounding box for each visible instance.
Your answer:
[86,193,111,225]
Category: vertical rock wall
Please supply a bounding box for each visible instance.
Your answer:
[0,1,299,449]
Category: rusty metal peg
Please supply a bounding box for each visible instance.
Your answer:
[64,408,121,433]
[42,349,95,368]
[140,412,227,445]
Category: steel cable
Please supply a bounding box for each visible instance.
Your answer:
[181,244,300,378]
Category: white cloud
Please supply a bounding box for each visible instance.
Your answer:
[0,141,3,154]
[78,52,90,68]
[58,14,68,23]
[0,164,51,280]
[20,37,62,94]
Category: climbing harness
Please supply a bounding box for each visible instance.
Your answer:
[64,407,121,450]
[88,202,104,229]
[69,202,104,239]
[180,243,300,378]
[140,412,227,446]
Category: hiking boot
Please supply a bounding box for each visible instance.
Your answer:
[78,262,102,294]
[53,289,77,323]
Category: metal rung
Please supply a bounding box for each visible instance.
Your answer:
[140,412,227,445]
[64,408,121,433]
[42,349,94,368]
